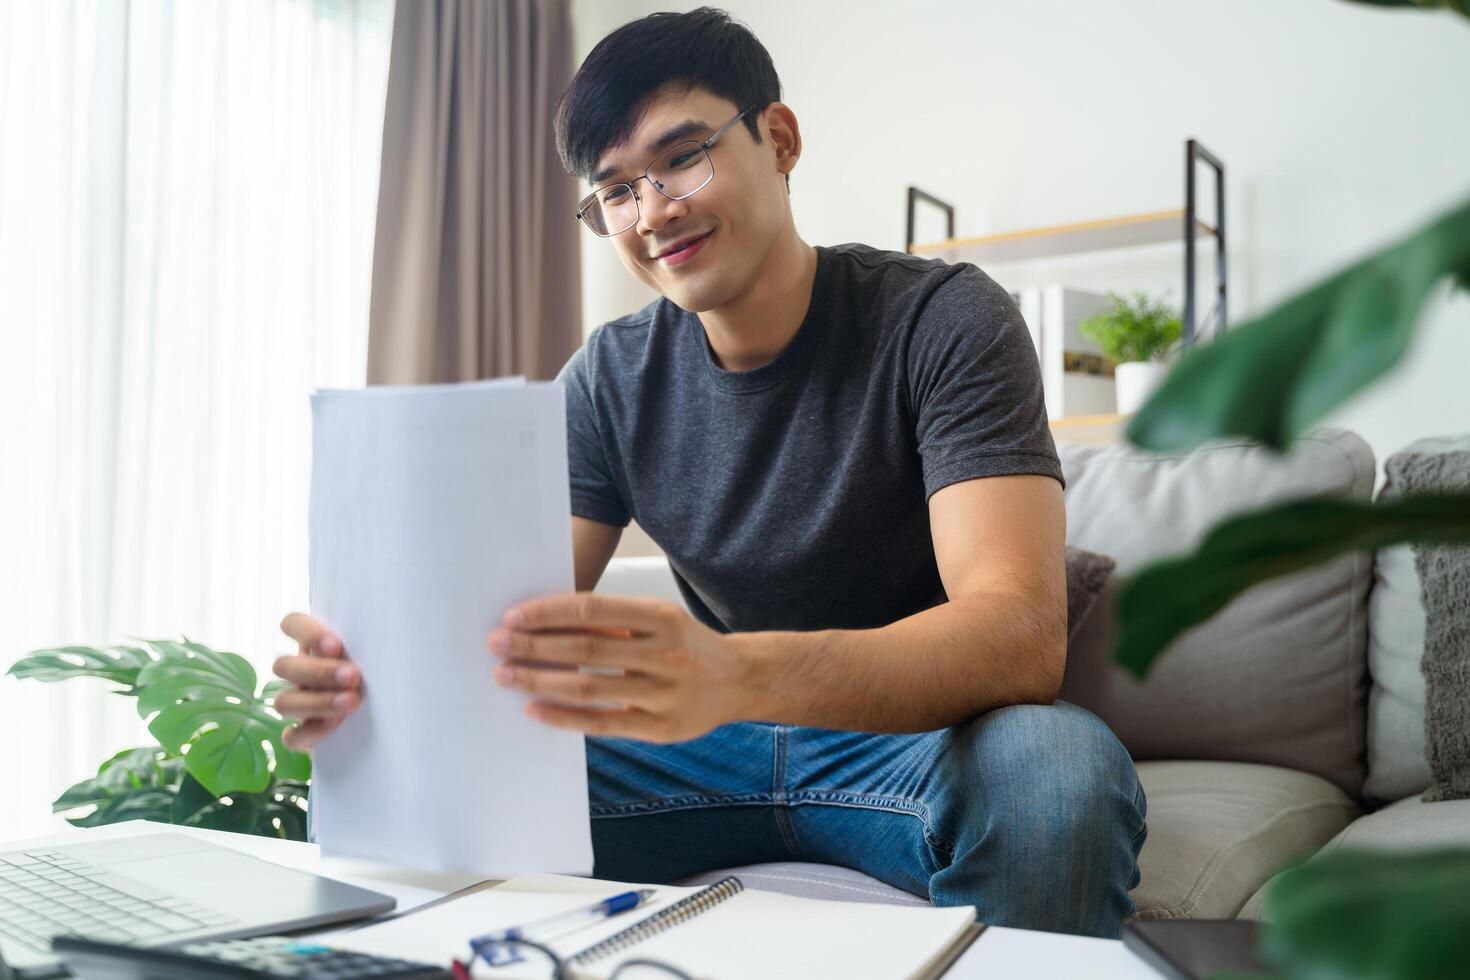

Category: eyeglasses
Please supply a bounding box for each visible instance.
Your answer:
[575,105,760,238]
[455,935,697,980]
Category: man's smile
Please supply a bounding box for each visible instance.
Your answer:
[655,229,714,266]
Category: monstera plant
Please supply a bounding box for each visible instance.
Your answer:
[8,638,311,840]
[1109,2,1470,979]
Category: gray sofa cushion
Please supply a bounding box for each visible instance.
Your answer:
[1056,429,1375,795]
[1365,434,1470,803]
[1239,793,1470,920]
[1132,761,1357,921]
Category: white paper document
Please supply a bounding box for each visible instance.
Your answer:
[307,377,593,877]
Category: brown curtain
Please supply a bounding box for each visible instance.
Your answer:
[367,0,581,384]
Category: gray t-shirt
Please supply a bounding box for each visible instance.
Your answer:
[557,242,1061,635]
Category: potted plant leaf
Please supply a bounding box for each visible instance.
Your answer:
[1109,2,1470,977]
[1079,289,1184,414]
[7,638,312,839]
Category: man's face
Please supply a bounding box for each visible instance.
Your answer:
[586,86,792,313]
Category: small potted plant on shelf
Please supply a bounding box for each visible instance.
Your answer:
[1079,289,1184,414]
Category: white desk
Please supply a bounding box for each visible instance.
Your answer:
[4,821,1157,978]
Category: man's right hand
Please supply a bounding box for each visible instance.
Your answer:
[274,613,361,751]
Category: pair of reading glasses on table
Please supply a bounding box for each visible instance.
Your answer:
[455,936,695,980]
[454,887,698,979]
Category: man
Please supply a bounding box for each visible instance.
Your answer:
[275,7,1145,938]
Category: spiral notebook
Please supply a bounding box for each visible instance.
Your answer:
[318,872,982,979]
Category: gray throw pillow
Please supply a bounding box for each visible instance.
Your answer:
[1365,434,1470,803]
[1388,445,1470,802]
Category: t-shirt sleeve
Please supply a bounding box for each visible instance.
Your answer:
[555,340,632,528]
[906,265,1064,500]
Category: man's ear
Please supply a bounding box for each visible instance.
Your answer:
[763,102,801,177]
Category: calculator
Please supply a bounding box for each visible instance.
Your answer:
[49,934,455,979]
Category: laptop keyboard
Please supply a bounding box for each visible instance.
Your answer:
[0,849,238,954]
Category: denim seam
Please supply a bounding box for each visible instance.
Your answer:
[590,793,775,818]
[772,726,805,859]
[787,790,957,858]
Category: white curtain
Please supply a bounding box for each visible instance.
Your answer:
[0,0,394,841]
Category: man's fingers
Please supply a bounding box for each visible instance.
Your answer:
[280,611,343,657]
[496,662,667,710]
[282,717,345,751]
[273,654,359,691]
[522,702,671,741]
[505,594,678,637]
[275,687,360,720]
[489,629,669,672]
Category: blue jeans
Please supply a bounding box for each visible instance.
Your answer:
[587,701,1147,938]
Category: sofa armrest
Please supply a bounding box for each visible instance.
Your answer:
[594,556,689,611]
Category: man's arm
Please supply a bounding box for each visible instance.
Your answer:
[735,473,1067,732]
[573,515,622,592]
[490,474,1067,741]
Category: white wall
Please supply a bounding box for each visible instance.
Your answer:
[569,0,1470,469]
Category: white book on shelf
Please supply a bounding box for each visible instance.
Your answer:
[1010,288,1044,364]
[1011,285,1117,420]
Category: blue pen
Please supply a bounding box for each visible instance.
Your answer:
[470,889,657,966]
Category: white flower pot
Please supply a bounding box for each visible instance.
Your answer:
[1115,360,1170,415]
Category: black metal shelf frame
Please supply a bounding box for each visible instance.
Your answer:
[1184,138,1226,345]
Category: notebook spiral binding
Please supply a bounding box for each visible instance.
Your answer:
[568,876,744,966]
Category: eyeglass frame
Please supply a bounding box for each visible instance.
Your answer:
[574,104,762,238]
[456,934,697,980]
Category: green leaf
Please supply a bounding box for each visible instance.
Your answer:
[170,772,218,824]
[178,776,310,841]
[181,786,264,836]
[8,645,156,689]
[1127,194,1470,453]
[1262,848,1470,980]
[258,779,311,841]
[52,746,181,812]
[64,789,177,828]
[135,639,310,797]
[136,639,259,708]
[1112,494,1470,678]
[1338,0,1470,18]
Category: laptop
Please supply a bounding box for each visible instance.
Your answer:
[0,832,396,978]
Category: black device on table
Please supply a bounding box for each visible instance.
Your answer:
[48,935,454,979]
[1122,919,1272,979]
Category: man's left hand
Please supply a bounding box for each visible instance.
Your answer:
[488,594,751,742]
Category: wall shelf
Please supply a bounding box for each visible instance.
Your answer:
[908,208,1215,265]
[906,139,1228,345]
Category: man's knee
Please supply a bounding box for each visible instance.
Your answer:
[951,701,1139,800]
[936,702,1147,935]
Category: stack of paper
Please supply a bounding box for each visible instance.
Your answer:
[306,378,592,878]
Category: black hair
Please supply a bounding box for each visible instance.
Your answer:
[554,7,783,186]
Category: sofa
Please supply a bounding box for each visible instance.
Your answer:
[593,428,1470,922]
